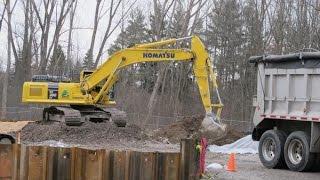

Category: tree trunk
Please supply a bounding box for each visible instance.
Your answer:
[87,0,102,65]
[1,0,12,119]
[67,0,78,76]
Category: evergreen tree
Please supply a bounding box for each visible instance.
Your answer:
[205,0,246,120]
[167,5,184,38]
[108,8,155,91]
[71,60,83,82]
[48,45,66,76]
[82,51,94,70]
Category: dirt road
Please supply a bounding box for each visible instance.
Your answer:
[205,152,320,180]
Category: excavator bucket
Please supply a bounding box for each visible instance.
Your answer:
[201,113,226,133]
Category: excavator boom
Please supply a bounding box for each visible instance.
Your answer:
[22,36,223,128]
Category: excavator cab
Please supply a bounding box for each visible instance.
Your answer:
[80,70,94,82]
[80,70,115,100]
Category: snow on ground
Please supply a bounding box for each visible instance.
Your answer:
[24,140,74,147]
[208,135,258,154]
[206,163,224,170]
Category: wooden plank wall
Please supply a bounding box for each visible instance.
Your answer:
[0,139,199,180]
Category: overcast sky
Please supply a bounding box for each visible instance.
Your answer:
[0,0,150,69]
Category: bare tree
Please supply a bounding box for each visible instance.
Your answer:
[47,0,76,68]
[66,0,78,76]
[1,0,17,119]
[32,0,74,74]
[94,0,136,67]
[32,0,55,74]
[86,0,103,67]
[0,0,8,31]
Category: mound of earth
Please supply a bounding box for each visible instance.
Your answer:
[20,121,179,151]
[152,116,244,145]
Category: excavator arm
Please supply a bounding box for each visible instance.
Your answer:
[80,36,223,120]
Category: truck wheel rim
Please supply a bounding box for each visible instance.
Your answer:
[262,138,276,161]
[288,139,303,165]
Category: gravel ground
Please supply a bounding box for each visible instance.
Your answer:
[205,152,320,180]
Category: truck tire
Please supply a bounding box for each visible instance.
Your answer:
[259,130,287,169]
[284,131,315,172]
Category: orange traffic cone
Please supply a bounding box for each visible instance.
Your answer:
[226,153,237,172]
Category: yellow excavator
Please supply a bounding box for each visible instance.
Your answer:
[22,36,224,131]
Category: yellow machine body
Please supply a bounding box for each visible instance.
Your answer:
[22,36,223,119]
[23,82,90,104]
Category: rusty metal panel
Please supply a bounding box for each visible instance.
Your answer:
[74,148,107,180]
[0,144,194,180]
[163,153,180,180]
[19,145,28,180]
[156,152,180,180]
[46,147,74,180]
[128,151,156,180]
[125,151,130,180]
[102,150,111,180]
[111,151,128,180]
[12,144,21,180]
[84,149,105,180]
[128,151,140,180]
[18,145,48,180]
[74,148,82,180]
[180,139,199,180]
[0,144,13,179]
[27,146,48,180]
[139,152,156,180]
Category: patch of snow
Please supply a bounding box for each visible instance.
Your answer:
[207,163,223,170]
[27,140,73,147]
[208,135,258,154]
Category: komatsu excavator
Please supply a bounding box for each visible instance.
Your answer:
[22,36,224,131]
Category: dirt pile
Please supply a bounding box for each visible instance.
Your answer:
[17,115,243,150]
[20,121,179,151]
[152,116,244,145]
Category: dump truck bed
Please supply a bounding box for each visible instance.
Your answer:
[250,52,320,126]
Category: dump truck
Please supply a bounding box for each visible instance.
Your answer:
[250,52,320,172]
[21,36,224,131]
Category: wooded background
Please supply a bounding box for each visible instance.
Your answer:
[0,0,320,128]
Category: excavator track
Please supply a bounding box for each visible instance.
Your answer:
[42,106,127,127]
[43,106,84,126]
[101,107,127,127]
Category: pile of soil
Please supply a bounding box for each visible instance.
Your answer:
[152,116,244,145]
[18,115,244,150]
[20,121,179,152]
